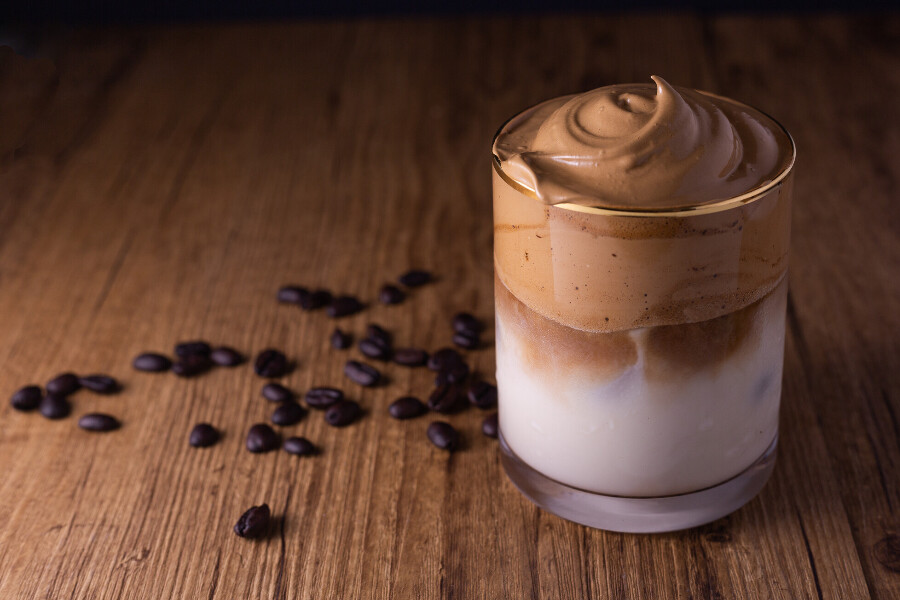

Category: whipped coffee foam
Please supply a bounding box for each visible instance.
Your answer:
[493,76,793,210]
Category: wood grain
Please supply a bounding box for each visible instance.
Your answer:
[0,13,898,599]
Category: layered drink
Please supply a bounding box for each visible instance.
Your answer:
[492,77,795,531]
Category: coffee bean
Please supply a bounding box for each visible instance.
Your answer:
[327,296,364,318]
[39,394,71,420]
[435,361,469,387]
[174,341,211,358]
[365,324,392,346]
[277,285,309,305]
[262,382,293,403]
[301,289,332,310]
[427,421,459,451]
[271,401,306,426]
[344,360,381,387]
[388,396,426,420]
[210,346,245,367]
[428,383,465,413]
[393,347,428,367]
[78,375,120,394]
[254,349,289,378]
[246,423,280,453]
[331,328,352,350]
[46,373,81,396]
[453,312,485,335]
[305,387,344,409]
[427,348,463,371]
[325,400,361,427]
[133,352,172,372]
[467,380,498,409]
[189,423,219,447]
[452,330,480,350]
[398,269,432,287]
[10,385,42,411]
[284,436,317,456]
[78,413,120,432]
[359,337,392,361]
[482,413,499,438]
[378,284,405,305]
[234,504,270,538]
[172,354,212,377]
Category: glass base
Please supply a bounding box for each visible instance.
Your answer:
[499,431,777,533]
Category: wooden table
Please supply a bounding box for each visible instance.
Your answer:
[1,13,898,599]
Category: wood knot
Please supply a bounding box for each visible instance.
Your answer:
[874,535,900,573]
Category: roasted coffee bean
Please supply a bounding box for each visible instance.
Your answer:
[262,382,293,403]
[378,284,405,305]
[325,400,361,427]
[78,413,120,432]
[330,328,352,350]
[365,324,392,346]
[283,436,317,456]
[172,354,212,377]
[427,421,459,451]
[301,289,332,310]
[174,340,211,358]
[78,375,120,394]
[210,346,245,367]
[452,330,480,350]
[452,312,485,335]
[234,504,270,538]
[467,380,498,409]
[435,361,469,387]
[428,383,466,413]
[277,285,309,305]
[482,413,499,438]
[327,295,364,318]
[254,349,289,378]
[305,387,344,409]
[132,352,172,372]
[10,385,42,411]
[398,269,432,287]
[271,401,306,426]
[427,348,463,371]
[40,394,71,420]
[246,423,280,453]
[46,373,81,396]
[189,423,219,447]
[359,337,392,361]
[344,360,381,387]
[393,347,429,367]
[388,396,427,420]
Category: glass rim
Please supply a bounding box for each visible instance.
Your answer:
[491,91,796,218]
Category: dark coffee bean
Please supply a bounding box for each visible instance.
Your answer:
[325,400,361,427]
[246,423,280,453]
[172,354,212,377]
[133,352,172,372]
[78,375,120,394]
[344,360,381,387]
[359,337,392,361]
[234,504,270,539]
[277,285,309,305]
[435,361,470,387]
[46,373,81,396]
[10,385,42,411]
[301,289,332,310]
[427,421,459,451]
[174,340,211,358]
[305,387,344,409]
[428,383,466,413]
[378,284,405,305]
[210,346,245,367]
[427,348,463,371]
[393,347,429,367]
[262,382,293,403]
[283,436,317,456]
[78,413,120,432]
[39,394,71,419]
[452,330,480,350]
[331,328,352,350]
[467,380,498,409]
[482,413,499,438]
[453,312,485,334]
[365,324,392,346]
[398,269,433,287]
[388,396,426,420]
[271,401,306,426]
[189,423,219,447]
[254,349,289,378]
[327,295,364,318]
